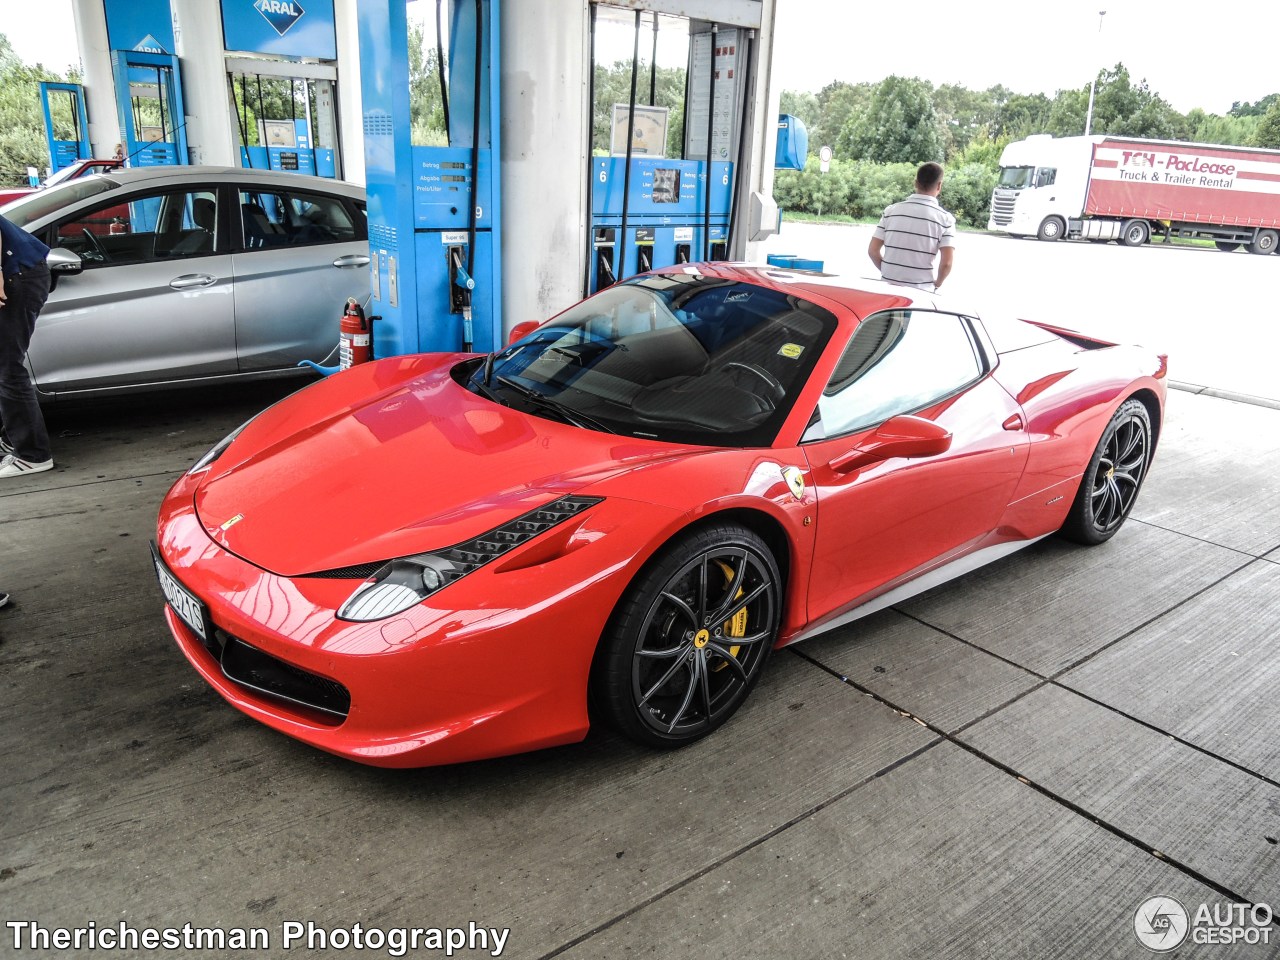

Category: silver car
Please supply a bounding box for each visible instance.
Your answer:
[2,166,369,398]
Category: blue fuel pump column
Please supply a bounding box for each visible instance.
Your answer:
[111,50,189,166]
[38,83,92,174]
[358,0,502,358]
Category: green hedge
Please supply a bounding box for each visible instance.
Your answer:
[775,157,997,228]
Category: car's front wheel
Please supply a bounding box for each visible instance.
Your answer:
[593,523,780,748]
[1059,399,1152,545]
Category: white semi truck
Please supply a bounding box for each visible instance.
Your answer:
[988,134,1280,253]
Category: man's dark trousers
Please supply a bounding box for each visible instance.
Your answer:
[0,260,52,462]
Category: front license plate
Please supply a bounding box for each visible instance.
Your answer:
[151,541,211,643]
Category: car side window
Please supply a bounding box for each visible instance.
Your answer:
[1035,167,1057,188]
[51,188,219,267]
[804,310,985,442]
[238,189,356,249]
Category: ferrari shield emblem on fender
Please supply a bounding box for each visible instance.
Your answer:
[781,466,806,502]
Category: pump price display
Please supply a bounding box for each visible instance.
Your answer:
[652,168,681,204]
[416,153,483,226]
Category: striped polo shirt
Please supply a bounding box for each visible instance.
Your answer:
[873,194,955,289]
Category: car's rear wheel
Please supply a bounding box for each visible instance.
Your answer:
[593,523,780,748]
[1059,399,1152,545]
[1215,241,1242,253]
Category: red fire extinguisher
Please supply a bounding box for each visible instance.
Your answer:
[339,298,371,370]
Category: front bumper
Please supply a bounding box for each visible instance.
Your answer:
[155,471,677,767]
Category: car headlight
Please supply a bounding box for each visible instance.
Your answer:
[188,420,252,474]
[336,496,603,622]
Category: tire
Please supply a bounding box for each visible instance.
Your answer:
[1248,229,1278,255]
[592,523,781,748]
[1059,399,1152,545]
[1120,219,1149,247]
[1037,217,1066,242]
[1215,241,1242,253]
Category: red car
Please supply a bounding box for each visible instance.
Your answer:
[0,157,124,207]
[153,264,1167,767]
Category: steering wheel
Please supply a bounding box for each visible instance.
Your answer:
[81,229,107,262]
[722,362,785,402]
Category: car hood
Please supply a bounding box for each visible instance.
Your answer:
[193,357,700,576]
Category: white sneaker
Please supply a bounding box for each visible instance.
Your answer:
[0,454,53,478]
[0,438,12,455]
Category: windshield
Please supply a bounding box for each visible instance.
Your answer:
[997,166,1035,190]
[1,177,120,228]
[42,161,113,188]
[473,274,837,447]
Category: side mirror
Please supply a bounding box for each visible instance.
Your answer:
[508,320,541,345]
[46,247,83,275]
[830,415,953,474]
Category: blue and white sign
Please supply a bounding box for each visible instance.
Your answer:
[103,0,174,56]
[222,0,336,59]
[134,34,167,54]
[255,0,305,37]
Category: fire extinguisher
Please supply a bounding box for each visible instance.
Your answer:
[339,297,372,370]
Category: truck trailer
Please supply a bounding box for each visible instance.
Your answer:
[988,134,1280,253]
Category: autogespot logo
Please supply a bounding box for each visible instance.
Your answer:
[1135,897,1190,952]
[254,0,305,37]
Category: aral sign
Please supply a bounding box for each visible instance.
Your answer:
[255,0,306,37]
[222,0,335,60]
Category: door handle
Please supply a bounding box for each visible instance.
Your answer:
[169,274,217,289]
[333,255,371,267]
[1002,413,1025,431]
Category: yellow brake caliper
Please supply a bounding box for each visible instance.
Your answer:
[712,560,746,670]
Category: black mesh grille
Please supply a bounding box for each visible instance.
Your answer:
[304,560,386,580]
[302,496,603,579]
[218,631,351,722]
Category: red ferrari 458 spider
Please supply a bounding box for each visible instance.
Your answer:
[153,264,1166,767]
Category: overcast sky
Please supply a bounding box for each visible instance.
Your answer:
[4,0,1278,116]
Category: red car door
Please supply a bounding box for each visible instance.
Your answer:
[799,309,1029,632]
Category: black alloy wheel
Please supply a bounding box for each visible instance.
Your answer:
[1060,398,1152,545]
[593,523,780,747]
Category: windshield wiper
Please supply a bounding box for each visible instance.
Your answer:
[469,358,501,401]
[494,376,616,434]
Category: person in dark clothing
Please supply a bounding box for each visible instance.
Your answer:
[0,212,53,478]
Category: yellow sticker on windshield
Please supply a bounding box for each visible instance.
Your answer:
[778,343,804,359]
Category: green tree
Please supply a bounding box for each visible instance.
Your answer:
[408,21,448,146]
[1251,100,1280,148]
[591,60,686,156]
[0,34,77,185]
[1230,93,1280,118]
[1185,110,1257,146]
[842,75,943,164]
[811,81,872,153]
[933,83,1000,157]
[993,92,1052,139]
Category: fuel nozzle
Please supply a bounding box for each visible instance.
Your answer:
[448,246,477,350]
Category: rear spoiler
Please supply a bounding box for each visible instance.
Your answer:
[1021,320,1118,350]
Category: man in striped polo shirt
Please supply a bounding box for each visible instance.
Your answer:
[867,162,955,292]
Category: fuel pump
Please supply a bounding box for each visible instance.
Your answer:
[357,0,501,358]
[228,71,339,178]
[586,6,755,295]
[38,83,91,174]
[111,51,188,166]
